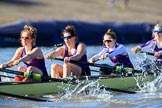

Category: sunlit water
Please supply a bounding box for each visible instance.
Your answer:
[1,44,162,108]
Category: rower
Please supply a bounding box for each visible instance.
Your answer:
[45,25,90,78]
[132,24,162,73]
[89,28,133,75]
[0,25,48,82]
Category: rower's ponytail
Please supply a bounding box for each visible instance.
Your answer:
[23,25,37,39]
[105,28,117,40]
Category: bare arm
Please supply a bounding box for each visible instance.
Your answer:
[89,48,108,62]
[12,47,44,66]
[0,47,22,68]
[45,46,64,59]
[19,47,43,62]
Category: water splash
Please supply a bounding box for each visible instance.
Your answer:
[137,74,162,93]
[57,79,113,102]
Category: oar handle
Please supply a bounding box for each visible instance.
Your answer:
[54,57,115,69]
[0,64,14,69]
[0,68,42,80]
[94,54,108,62]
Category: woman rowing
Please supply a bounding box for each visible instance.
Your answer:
[45,25,90,78]
[0,25,48,82]
[132,24,162,66]
[89,28,133,75]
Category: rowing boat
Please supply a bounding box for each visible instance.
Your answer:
[0,73,155,96]
[0,57,157,100]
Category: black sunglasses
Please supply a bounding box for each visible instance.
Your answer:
[63,35,73,40]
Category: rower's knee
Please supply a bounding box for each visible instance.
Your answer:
[18,66,26,72]
[27,66,33,72]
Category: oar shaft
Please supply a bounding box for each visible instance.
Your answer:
[0,75,14,79]
[0,91,49,102]
[54,58,94,66]
[54,58,114,69]
[0,68,76,83]
[100,86,136,94]
[140,51,154,56]
[0,68,24,75]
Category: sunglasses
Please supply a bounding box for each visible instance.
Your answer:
[104,40,113,43]
[153,30,162,34]
[20,36,31,40]
[63,35,73,40]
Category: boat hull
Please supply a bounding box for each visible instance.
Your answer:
[0,74,155,96]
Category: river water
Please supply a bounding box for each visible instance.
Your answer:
[1,44,162,108]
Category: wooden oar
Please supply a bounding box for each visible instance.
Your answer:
[0,91,50,102]
[0,74,14,79]
[90,69,100,72]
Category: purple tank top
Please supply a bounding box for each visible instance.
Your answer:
[21,47,48,77]
[63,43,90,76]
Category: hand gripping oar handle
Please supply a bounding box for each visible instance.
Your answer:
[136,48,159,56]
[140,51,162,58]
[137,50,162,58]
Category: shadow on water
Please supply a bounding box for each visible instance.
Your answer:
[0,0,47,6]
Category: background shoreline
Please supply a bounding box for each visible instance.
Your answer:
[0,0,162,25]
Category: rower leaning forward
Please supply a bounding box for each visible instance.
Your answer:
[89,28,133,75]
